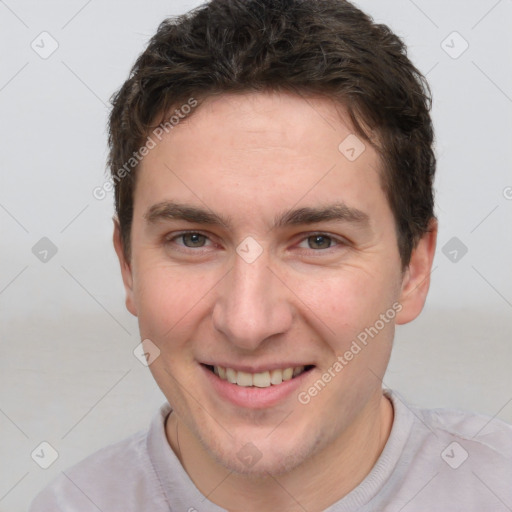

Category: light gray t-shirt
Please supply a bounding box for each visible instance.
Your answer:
[29,389,512,511]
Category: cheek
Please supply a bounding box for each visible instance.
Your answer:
[133,261,209,342]
[290,273,400,385]
[297,266,399,335]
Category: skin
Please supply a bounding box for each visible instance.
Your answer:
[114,91,437,511]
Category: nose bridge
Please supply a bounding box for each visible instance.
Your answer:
[212,251,292,350]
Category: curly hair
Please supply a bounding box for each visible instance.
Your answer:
[108,0,436,266]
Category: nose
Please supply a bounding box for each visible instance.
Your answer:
[212,250,293,351]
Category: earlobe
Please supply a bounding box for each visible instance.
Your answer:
[112,218,138,317]
[395,219,438,325]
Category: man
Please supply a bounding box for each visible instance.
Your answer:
[30,0,512,510]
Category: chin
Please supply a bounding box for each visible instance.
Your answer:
[199,424,322,477]
[217,446,309,477]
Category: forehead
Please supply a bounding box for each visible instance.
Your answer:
[166,92,371,161]
[135,91,387,227]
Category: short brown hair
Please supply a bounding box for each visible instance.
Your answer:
[108,0,436,266]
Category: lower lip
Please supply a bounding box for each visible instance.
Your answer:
[201,365,312,409]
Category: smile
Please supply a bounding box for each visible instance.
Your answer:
[204,364,314,388]
[201,362,316,408]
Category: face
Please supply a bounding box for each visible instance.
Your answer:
[115,92,435,475]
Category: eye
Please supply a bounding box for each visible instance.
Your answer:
[297,233,342,250]
[181,232,207,247]
[166,231,212,249]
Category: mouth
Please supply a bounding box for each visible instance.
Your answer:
[203,364,315,388]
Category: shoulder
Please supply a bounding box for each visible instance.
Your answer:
[387,389,512,456]
[29,405,171,512]
[417,400,512,456]
[384,391,512,510]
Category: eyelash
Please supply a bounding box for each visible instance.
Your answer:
[164,230,347,254]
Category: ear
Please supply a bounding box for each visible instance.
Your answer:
[113,218,137,316]
[395,219,438,325]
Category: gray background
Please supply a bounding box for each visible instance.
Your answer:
[1,0,511,510]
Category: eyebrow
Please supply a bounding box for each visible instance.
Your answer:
[144,201,370,230]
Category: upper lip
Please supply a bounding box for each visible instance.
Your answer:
[201,362,314,373]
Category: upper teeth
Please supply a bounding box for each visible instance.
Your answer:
[213,366,306,388]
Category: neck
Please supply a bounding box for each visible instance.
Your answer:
[166,391,393,512]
